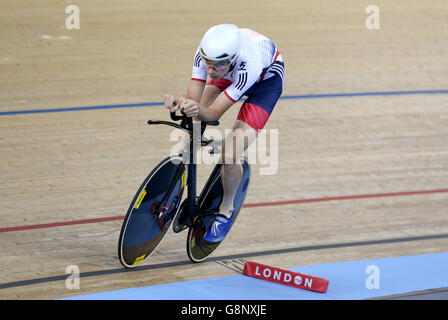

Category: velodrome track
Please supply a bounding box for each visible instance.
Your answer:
[0,0,447,300]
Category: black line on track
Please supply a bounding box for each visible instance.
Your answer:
[1,233,448,290]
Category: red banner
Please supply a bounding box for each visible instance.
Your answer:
[243,261,329,293]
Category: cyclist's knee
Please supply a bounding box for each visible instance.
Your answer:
[221,142,242,164]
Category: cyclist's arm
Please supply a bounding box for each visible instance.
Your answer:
[165,79,205,112]
[187,79,225,107]
[193,62,263,121]
[204,91,234,122]
[187,79,206,102]
[190,91,234,122]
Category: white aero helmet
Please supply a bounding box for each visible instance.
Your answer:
[199,24,242,66]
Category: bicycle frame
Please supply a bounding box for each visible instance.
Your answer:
[147,111,220,225]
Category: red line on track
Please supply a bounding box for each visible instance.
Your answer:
[1,188,447,233]
[0,216,124,233]
[243,188,448,208]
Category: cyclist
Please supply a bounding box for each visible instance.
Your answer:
[165,24,284,243]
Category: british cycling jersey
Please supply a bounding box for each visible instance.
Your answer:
[191,28,284,103]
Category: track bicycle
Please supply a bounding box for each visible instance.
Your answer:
[118,111,250,268]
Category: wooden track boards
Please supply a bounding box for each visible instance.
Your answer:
[1,0,447,299]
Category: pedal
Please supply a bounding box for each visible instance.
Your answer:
[173,215,192,233]
[172,201,192,233]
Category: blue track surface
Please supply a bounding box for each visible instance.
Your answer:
[64,252,448,300]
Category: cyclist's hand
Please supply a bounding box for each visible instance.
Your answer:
[180,99,199,118]
[164,94,182,112]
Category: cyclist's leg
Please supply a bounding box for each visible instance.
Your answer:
[219,120,257,217]
[219,72,284,216]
